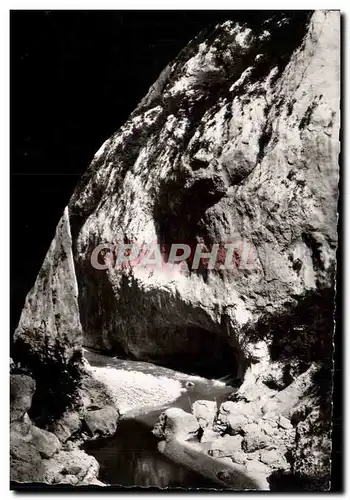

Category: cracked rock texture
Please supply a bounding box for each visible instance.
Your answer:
[11,10,339,490]
[152,366,328,490]
[66,10,339,366]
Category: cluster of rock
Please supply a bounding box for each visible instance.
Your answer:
[153,361,331,490]
[10,368,118,485]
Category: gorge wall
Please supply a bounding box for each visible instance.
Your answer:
[11,10,339,490]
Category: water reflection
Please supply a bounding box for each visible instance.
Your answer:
[84,418,219,489]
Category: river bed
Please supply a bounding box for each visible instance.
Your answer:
[83,348,234,488]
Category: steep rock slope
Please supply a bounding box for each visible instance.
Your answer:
[68,10,339,367]
[12,10,339,489]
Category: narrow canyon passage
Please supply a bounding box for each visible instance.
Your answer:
[83,348,235,488]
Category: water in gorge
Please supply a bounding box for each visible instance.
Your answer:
[83,348,235,489]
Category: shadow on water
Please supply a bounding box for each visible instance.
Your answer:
[84,418,220,489]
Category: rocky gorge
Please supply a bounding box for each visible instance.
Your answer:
[10,10,339,490]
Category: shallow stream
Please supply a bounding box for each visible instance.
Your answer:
[83,348,234,488]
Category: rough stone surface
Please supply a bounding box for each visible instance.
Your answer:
[208,435,243,458]
[278,415,293,430]
[153,408,200,441]
[10,375,36,422]
[242,423,271,452]
[51,411,82,443]
[11,10,339,490]
[83,405,119,437]
[10,438,44,483]
[10,412,32,439]
[13,207,83,365]
[42,450,100,486]
[192,400,217,429]
[262,363,320,418]
[79,369,116,410]
[291,407,331,489]
[260,448,288,469]
[31,425,62,459]
[66,11,339,375]
[216,401,249,434]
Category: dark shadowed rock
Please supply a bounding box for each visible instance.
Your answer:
[79,370,116,409]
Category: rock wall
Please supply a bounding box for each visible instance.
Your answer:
[12,10,339,490]
[66,10,339,368]
[14,207,82,364]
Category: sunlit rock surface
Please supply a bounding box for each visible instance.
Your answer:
[12,10,339,490]
[68,11,339,367]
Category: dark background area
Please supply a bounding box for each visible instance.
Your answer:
[10,10,277,332]
[10,10,342,490]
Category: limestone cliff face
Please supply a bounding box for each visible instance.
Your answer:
[12,10,339,489]
[65,11,339,364]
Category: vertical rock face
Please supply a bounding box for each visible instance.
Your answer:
[12,10,339,490]
[67,10,339,366]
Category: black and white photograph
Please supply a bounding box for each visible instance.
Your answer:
[9,9,341,491]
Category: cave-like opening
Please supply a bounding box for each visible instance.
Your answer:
[85,325,244,385]
[138,326,242,383]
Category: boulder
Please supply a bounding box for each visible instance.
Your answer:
[262,364,319,418]
[83,405,119,437]
[10,412,32,439]
[230,450,247,465]
[10,438,43,483]
[192,400,217,430]
[31,425,61,458]
[215,466,268,490]
[153,408,199,441]
[241,424,271,453]
[259,448,289,470]
[55,474,79,485]
[278,415,293,430]
[226,414,249,436]
[51,410,81,443]
[42,450,100,485]
[216,401,250,434]
[208,435,243,458]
